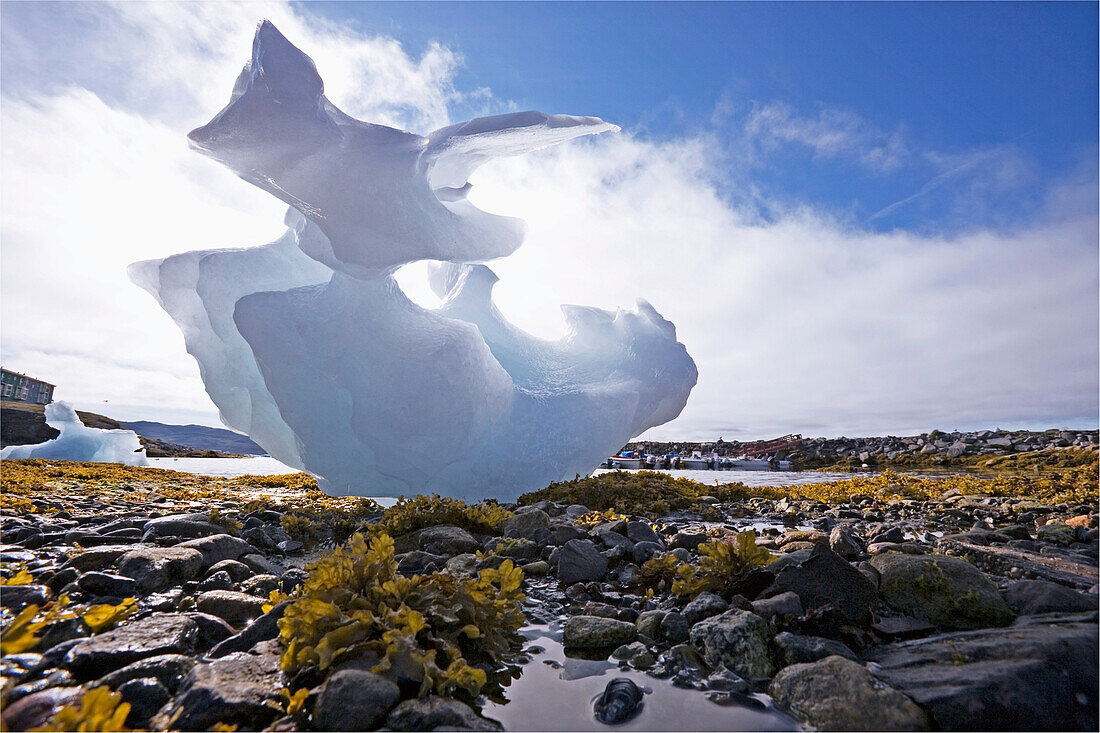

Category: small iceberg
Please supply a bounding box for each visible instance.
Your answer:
[0,401,147,465]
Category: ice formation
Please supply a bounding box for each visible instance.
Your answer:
[0,402,147,465]
[130,21,697,499]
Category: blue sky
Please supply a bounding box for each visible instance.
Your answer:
[1,2,1097,440]
[309,1,1099,232]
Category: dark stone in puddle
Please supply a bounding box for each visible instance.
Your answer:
[593,677,645,724]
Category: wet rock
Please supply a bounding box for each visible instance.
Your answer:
[183,612,237,650]
[611,641,648,661]
[177,533,255,569]
[0,652,44,682]
[197,569,234,592]
[626,521,662,546]
[1005,579,1099,615]
[871,554,1015,630]
[752,591,803,620]
[314,669,401,731]
[96,653,197,692]
[0,686,83,731]
[118,677,171,727]
[558,539,607,584]
[196,590,266,626]
[117,546,204,592]
[501,509,552,544]
[385,696,501,731]
[563,615,636,648]
[660,611,691,644]
[241,573,281,597]
[766,544,876,625]
[77,571,137,598]
[593,677,644,724]
[829,526,863,559]
[153,642,283,730]
[416,525,479,555]
[635,609,665,639]
[769,655,930,731]
[208,601,289,658]
[0,584,49,608]
[773,631,858,665]
[240,553,283,576]
[866,613,1098,731]
[60,545,136,572]
[142,514,223,541]
[689,609,774,678]
[682,592,728,625]
[65,613,199,679]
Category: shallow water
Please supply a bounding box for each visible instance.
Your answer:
[482,623,798,731]
[593,467,855,488]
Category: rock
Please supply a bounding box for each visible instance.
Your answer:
[611,641,648,661]
[184,612,237,650]
[197,569,234,592]
[626,521,662,546]
[769,655,930,731]
[207,559,253,582]
[773,632,857,667]
[501,510,551,544]
[582,601,619,619]
[65,614,199,679]
[548,524,585,545]
[871,554,1015,629]
[240,553,283,576]
[766,544,876,625]
[208,602,289,658]
[77,571,137,598]
[96,654,196,692]
[635,610,665,639]
[0,686,83,731]
[142,514,223,541]
[196,590,267,626]
[313,669,401,731]
[660,611,691,644]
[117,546,204,592]
[153,643,283,730]
[866,614,1099,731]
[557,539,607,584]
[563,615,636,648]
[0,584,49,608]
[1037,523,1076,546]
[751,591,803,620]
[177,534,255,569]
[396,550,446,574]
[415,525,478,555]
[689,609,774,678]
[117,677,171,726]
[871,615,937,640]
[521,560,549,576]
[631,541,663,564]
[829,526,862,559]
[670,532,707,551]
[241,574,281,597]
[596,528,632,551]
[1004,579,1099,615]
[682,592,728,625]
[385,696,501,731]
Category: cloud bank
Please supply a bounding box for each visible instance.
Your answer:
[2,2,1096,440]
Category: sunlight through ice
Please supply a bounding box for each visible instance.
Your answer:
[129,20,697,499]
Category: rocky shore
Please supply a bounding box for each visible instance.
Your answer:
[630,428,1100,470]
[1,458,1097,731]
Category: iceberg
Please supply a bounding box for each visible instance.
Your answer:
[0,402,147,465]
[130,21,697,499]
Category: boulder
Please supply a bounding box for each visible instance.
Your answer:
[95,654,196,692]
[208,601,290,658]
[557,539,607,584]
[1004,579,1099,615]
[313,669,400,731]
[142,514,223,541]
[689,609,774,678]
[177,534,255,569]
[117,677,171,727]
[870,554,1015,629]
[501,510,551,544]
[386,696,501,731]
[65,614,199,679]
[866,613,1098,731]
[563,615,636,648]
[77,572,137,598]
[773,632,858,666]
[196,590,266,626]
[153,642,283,730]
[660,611,691,644]
[768,655,930,731]
[416,525,479,556]
[765,544,876,625]
[682,592,729,625]
[751,591,803,620]
[117,546,204,593]
[829,526,863,559]
[625,521,662,546]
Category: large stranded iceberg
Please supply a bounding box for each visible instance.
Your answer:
[130,21,697,499]
[0,402,147,465]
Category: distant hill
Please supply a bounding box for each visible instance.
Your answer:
[120,420,265,456]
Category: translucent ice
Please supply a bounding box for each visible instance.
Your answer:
[130,21,697,499]
[0,401,147,465]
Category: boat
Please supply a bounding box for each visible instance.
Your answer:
[680,451,712,470]
[607,450,643,469]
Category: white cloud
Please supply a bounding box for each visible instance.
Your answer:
[2,2,1096,442]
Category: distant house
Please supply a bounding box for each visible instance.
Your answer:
[1,368,55,405]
